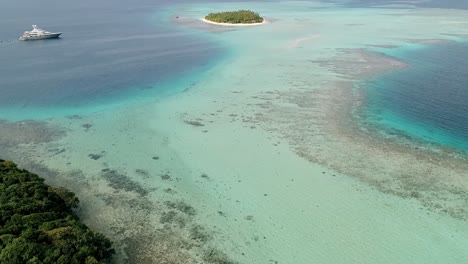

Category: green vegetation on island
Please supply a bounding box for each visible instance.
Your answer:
[205,10,264,24]
[0,160,114,264]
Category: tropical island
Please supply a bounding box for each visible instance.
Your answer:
[204,10,265,25]
[0,160,114,264]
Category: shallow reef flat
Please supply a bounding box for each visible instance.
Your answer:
[1,113,236,264]
[248,57,468,220]
[3,1,468,264]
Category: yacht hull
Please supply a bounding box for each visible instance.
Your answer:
[19,33,62,41]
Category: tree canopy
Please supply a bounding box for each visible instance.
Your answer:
[0,160,114,264]
[205,10,264,24]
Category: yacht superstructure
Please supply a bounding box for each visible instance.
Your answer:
[19,25,62,41]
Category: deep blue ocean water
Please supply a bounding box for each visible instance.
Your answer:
[363,42,468,151]
[0,0,226,113]
[325,0,468,152]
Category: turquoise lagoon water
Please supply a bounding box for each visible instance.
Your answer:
[2,1,468,264]
[326,0,468,9]
[363,42,468,151]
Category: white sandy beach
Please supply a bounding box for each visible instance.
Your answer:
[200,17,268,26]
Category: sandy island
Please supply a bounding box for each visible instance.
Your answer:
[201,18,268,26]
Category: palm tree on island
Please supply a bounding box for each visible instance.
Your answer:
[204,10,265,25]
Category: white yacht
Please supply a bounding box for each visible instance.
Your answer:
[19,25,62,41]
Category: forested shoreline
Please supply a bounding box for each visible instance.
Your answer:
[0,159,114,264]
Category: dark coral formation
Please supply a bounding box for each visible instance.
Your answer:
[184,120,205,127]
[164,200,196,216]
[101,170,148,196]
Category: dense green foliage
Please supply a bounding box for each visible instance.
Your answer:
[205,10,263,24]
[0,160,114,264]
